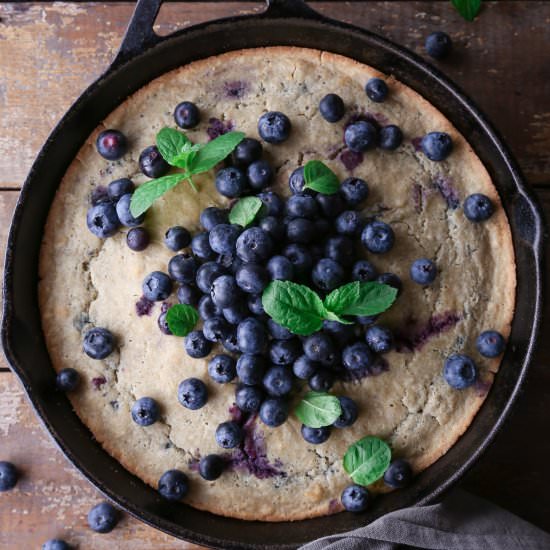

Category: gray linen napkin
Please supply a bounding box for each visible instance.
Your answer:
[301,490,550,550]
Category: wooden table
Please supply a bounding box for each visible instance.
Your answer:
[0,2,549,548]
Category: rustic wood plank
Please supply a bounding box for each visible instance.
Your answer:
[0,2,549,190]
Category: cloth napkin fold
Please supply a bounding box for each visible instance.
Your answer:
[301,490,550,550]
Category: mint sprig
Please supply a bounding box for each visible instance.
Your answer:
[166,304,199,337]
[303,160,340,195]
[451,0,481,21]
[261,280,397,336]
[343,436,392,486]
[229,196,264,227]
[295,391,342,428]
[130,128,245,217]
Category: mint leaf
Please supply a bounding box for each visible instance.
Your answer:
[166,304,199,337]
[324,281,397,317]
[303,160,340,195]
[130,174,185,217]
[343,436,392,486]
[262,281,327,336]
[156,128,190,165]
[295,391,342,428]
[189,131,245,174]
[451,0,481,21]
[171,143,202,170]
[229,196,263,227]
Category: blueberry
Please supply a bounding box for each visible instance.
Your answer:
[42,540,70,550]
[258,111,291,143]
[0,461,18,491]
[178,378,208,409]
[83,327,114,359]
[464,193,494,222]
[267,255,294,281]
[247,293,266,316]
[335,210,363,236]
[259,397,289,427]
[96,129,127,160]
[377,272,402,294]
[158,311,172,335]
[142,271,173,301]
[199,454,226,481]
[258,191,285,217]
[236,354,267,386]
[56,368,80,392]
[361,221,395,254]
[215,167,247,198]
[87,502,118,533]
[86,202,120,238]
[158,469,189,501]
[174,101,200,129]
[222,329,241,353]
[235,384,264,412]
[164,226,191,251]
[263,366,293,396]
[283,244,313,276]
[107,177,134,201]
[267,319,294,340]
[232,137,263,167]
[352,260,377,282]
[115,193,144,227]
[247,160,273,190]
[443,354,478,389]
[211,275,241,308]
[365,325,394,354]
[196,261,227,294]
[312,258,346,291]
[286,194,319,219]
[237,317,268,354]
[198,295,223,320]
[131,397,160,426]
[223,301,248,325]
[292,355,319,380]
[127,227,150,251]
[366,77,388,102]
[325,236,354,266]
[379,125,403,150]
[177,284,200,306]
[342,342,374,370]
[476,330,505,358]
[184,330,212,358]
[236,227,273,263]
[383,458,413,488]
[236,264,269,294]
[341,484,369,512]
[286,217,316,244]
[340,177,369,207]
[269,338,302,366]
[344,121,379,152]
[215,421,244,449]
[420,132,453,161]
[425,31,452,60]
[259,216,285,241]
[314,218,331,240]
[301,425,331,444]
[322,320,356,346]
[169,253,199,284]
[316,193,346,218]
[208,354,236,384]
[303,333,337,365]
[309,369,334,392]
[357,314,379,326]
[203,316,232,343]
[139,145,169,178]
[191,232,216,260]
[198,208,227,233]
[288,167,309,195]
[333,396,358,428]
[410,258,437,285]
[319,93,345,122]
[209,223,241,255]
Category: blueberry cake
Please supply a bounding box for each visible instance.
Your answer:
[39,47,515,521]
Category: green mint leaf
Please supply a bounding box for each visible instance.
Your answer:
[229,196,264,227]
[324,281,397,317]
[262,281,327,336]
[171,143,202,169]
[156,128,191,165]
[295,391,342,428]
[324,310,354,325]
[129,174,185,217]
[343,436,392,486]
[166,304,199,337]
[303,160,340,195]
[189,131,245,174]
[451,0,481,21]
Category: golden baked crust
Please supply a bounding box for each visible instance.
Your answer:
[39,47,515,521]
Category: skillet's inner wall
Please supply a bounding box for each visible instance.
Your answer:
[38,47,515,521]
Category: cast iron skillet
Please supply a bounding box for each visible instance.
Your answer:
[2,0,545,548]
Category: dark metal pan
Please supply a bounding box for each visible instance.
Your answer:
[2,1,545,548]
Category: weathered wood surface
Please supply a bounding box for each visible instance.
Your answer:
[0,2,549,548]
